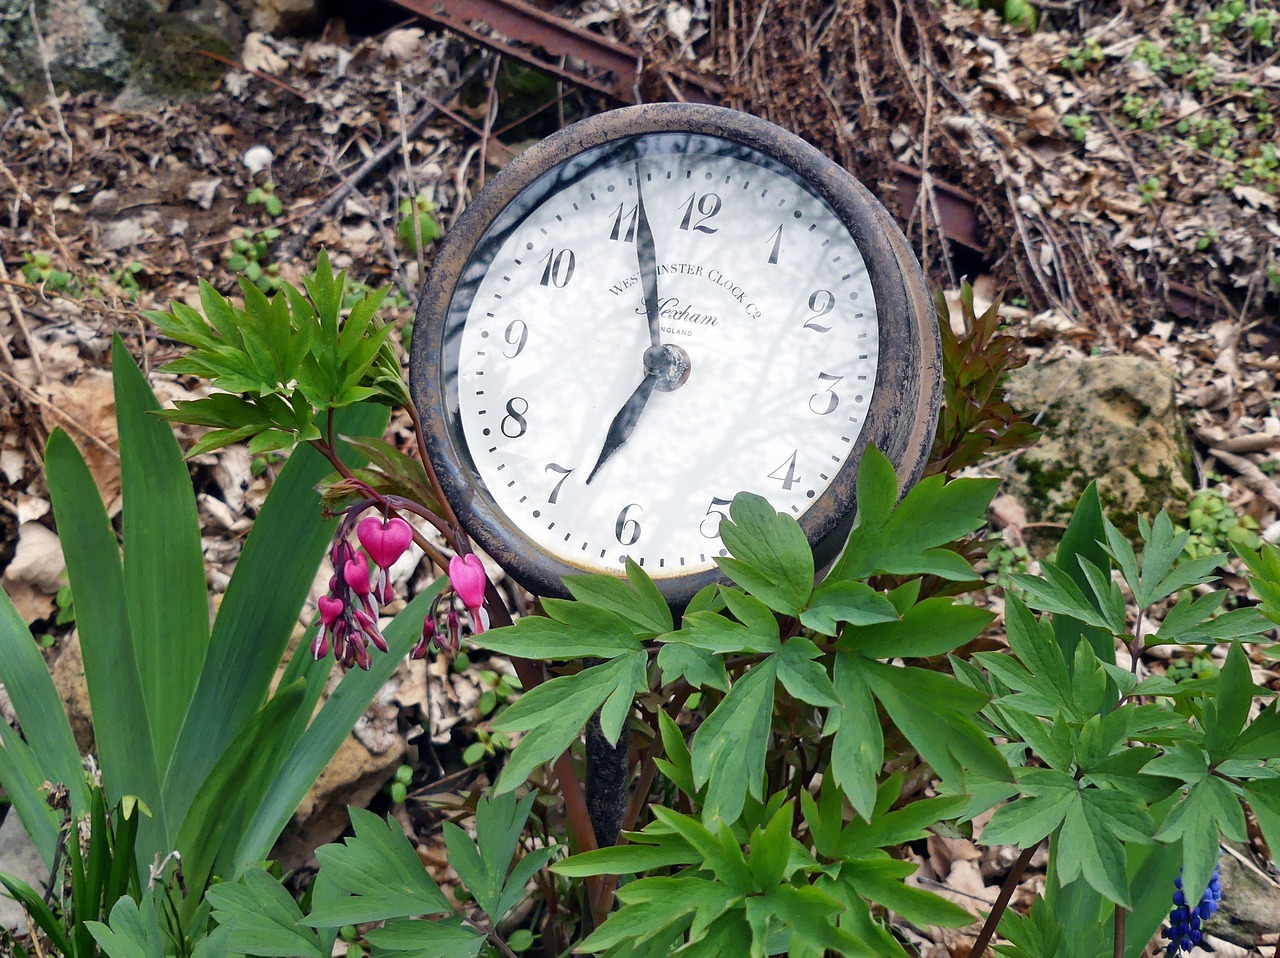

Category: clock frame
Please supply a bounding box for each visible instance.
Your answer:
[409,103,940,607]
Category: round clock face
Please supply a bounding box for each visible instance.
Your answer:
[412,105,939,605]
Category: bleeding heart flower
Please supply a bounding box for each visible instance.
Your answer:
[358,516,414,570]
[448,554,487,611]
[318,595,344,625]
[344,557,372,595]
[411,617,436,660]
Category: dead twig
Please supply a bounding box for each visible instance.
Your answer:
[0,256,44,380]
[1207,447,1280,512]
[194,49,309,100]
[276,59,490,263]
[27,0,72,163]
[0,369,119,460]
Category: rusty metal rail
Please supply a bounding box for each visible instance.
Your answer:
[385,0,1223,320]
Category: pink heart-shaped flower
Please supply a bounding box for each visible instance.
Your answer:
[448,554,487,611]
[318,595,344,625]
[344,557,372,596]
[358,516,414,570]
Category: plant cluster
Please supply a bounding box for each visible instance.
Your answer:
[5,259,1280,958]
[1181,485,1262,557]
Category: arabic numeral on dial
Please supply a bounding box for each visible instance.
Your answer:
[805,289,834,332]
[503,319,528,358]
[678,192,722,233]
[538,248,575,287]
[699,496,733,538]
[545,462,574,503]
[615,503,642,546]
[501,397,528,438]
[809,372,843,415]
[608,203,638,242]
[765,224,783,264]
[768,450,801,490]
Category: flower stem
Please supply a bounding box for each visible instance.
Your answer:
[966,841,1039,958]
[1113,903,1126,958]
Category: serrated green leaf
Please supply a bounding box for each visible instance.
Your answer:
[657,642,729,692]
[563,560,673,634]
[777,637,839,706]
[307,808,451,926]
[800,580,898,636]
[492,653,647,793]
[207,868,326,957]
[825,652,882,820]
[831,446,995,582]
[843,597,993,659]
[716,492,813,616]
[692,656,778,824]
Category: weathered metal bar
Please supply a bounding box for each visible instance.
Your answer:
[383,0,642,102]
[384,0,1221,321]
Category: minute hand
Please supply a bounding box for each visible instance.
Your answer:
[635,163,661,349]
[585,373,659,485]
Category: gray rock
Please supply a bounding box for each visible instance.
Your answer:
[1004,356,1192,533]
[0,810,49,934]
[0,0,240,108]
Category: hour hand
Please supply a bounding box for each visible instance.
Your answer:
[586,373,659,485]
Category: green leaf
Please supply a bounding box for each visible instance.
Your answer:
[207,868,326,957]
[648,806,753,892]
[800,580,899,636]
[160,403,388,858]
[0,871,73,955]
[863,658,1009,788]
[843,597,993,659]
[1055,791,1141,906]
[307,808,452,926]
[361,917,484,957]
[841,857,975,928]
[234,580,443,871]
[480,602,644,660]
[1206,642,1255,760]
[553,837,699,877]
[492,653,647,793]
[661,603,779,655]
[716,492,813,616]
[1046,484,1116,664]
[692,656,779,824]
[0,587,87,822]
[655,708,697,798]
[113,337,210,762]
[777,637,839,706]
[831,446,996,582]
[86,894,168,958]
[982,769,1078,848]
[45,428,164,842]
[825,653,882,819]
[175,681,308,897]
[563,559,673,634]
[657,642,729,692]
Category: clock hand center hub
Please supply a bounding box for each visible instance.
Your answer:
[643,343,691,392]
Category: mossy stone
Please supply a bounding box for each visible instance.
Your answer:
[1003,356,1192,537]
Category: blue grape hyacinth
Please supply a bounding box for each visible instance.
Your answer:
[1163,860,1223,956]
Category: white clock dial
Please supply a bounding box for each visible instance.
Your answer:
[444,135,878,580]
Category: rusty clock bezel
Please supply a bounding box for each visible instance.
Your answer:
[410,103,940,608]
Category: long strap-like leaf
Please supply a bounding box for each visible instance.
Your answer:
[0,727,59,865]
[0,587,87,817]
[113,336,210,762]
[45,429,166,848]
[159,404,389,841]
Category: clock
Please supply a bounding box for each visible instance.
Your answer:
[410,103,940,607]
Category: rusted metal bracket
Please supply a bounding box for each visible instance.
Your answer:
[385,0,1221,320]
[383,0,642,102]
